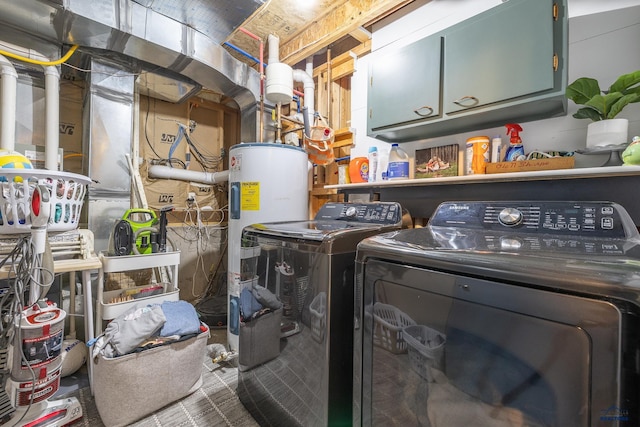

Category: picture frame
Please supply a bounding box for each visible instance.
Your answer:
[414,144,459,178]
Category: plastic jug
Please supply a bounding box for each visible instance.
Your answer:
[387,144,410,180]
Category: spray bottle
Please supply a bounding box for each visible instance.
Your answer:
[504,123,525,161]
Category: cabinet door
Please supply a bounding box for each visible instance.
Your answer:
[443,0,555,114]
[368,35,442,130]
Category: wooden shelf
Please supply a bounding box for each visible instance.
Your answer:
[311,188,338,196]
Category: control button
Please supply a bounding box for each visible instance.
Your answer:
[601,217,614,229]
[345,206,357,217]
[500,237,522,250]
[568,224,580,231]
[498,208,523,227]
[602,206,614,215]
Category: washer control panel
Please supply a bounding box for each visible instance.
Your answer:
[315,202,403,225]
[430,201,633,239]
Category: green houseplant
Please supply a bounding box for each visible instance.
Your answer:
[566,70,640,121]
[566,70,640,149]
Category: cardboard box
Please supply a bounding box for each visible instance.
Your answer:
[485,157,575,174]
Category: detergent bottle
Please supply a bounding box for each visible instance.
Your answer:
[504,123,525,161]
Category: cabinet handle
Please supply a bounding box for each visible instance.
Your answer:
[453,95,479,107]
[414,106,434,117]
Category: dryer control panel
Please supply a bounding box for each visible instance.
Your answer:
[429,201,637,239]
[315,202,403,225]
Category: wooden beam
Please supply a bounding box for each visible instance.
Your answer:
[312,40,371,79]
[279,0,414,66]
[349,26,372,43]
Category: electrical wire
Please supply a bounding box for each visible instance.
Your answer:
[168,201,227,298]
[0,44,78,66]
[0,236,54,425]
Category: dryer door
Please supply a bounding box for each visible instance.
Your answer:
[355,259,622,427]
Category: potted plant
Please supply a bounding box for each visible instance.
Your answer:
[566,70,640,148]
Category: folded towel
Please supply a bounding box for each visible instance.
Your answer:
[240,287,263,319]
[159,300,201,337]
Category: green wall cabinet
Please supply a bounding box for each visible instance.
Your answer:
[368,0,567,142]
[368,35,442,130]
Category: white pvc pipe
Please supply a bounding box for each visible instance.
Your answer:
[44,66,60,170]
[268,34,280,63]
[0,54,18,151]
[293,68,315,126]
[148,164,230,184]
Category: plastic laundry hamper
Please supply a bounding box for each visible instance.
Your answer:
[0,169,90,234]
[403,324,446,382]
[372,302,416,354]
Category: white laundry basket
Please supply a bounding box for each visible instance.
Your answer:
[0,169,90,234]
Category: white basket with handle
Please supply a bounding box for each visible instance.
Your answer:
[0,169,91,234]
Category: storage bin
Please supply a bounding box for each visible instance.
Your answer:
[238,308,282,371]
[403,324,446,382]
[373,303,416,354]
[92,326,209,427]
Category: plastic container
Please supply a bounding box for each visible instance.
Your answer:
[491,136,502,163]
[372,302,416,354]
[465,136,490,174]
[387,144,410,180]
[378,149,389,181]
[368,146,378,182]
[403,325,446,382]
[349,157,369,183]
[504,123,525,161]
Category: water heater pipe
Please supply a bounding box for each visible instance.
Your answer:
[148,164,230,184]
[44,66,60,171]
[0,54,17,151]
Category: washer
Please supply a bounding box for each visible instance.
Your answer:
[237,202,404,427]
[354,201,640,427]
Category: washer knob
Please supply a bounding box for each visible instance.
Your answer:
[498,207,523,227]
[345,206,358,218]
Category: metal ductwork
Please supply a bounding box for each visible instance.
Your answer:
[0,0,263,142]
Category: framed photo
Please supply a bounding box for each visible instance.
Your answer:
[414,144,459,178]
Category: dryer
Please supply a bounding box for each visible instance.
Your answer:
[238,202,404,427]
[354,201,640,427]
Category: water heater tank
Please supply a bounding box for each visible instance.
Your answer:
[227,143,309,351]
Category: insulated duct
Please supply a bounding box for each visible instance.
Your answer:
[148,165,230,184]
[0,0,262,142]
[0,54,17,151]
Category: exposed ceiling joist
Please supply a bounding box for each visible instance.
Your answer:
[278,0,414,66]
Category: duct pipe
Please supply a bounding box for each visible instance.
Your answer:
[44,66,60,170]
[0,54,17,151]
[149,165,230,185]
